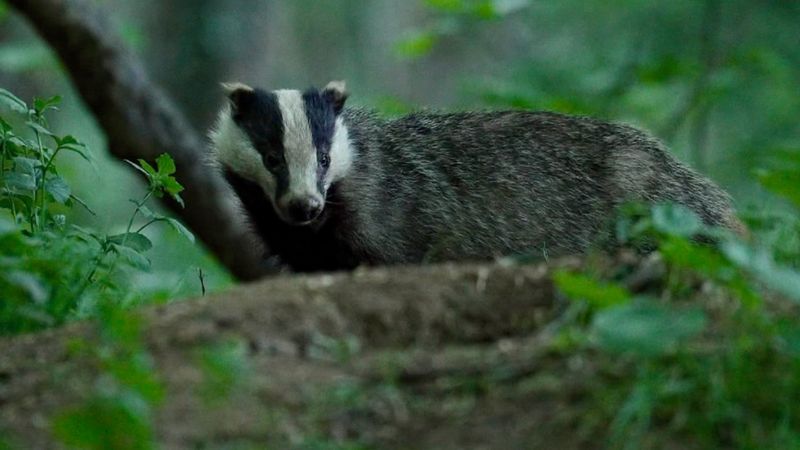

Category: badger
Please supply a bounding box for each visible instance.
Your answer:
[209,80,740,272]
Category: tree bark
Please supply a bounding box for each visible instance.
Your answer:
[6,0,267,280]
[0,259,605,450]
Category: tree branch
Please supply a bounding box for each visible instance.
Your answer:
[6,0,267,280]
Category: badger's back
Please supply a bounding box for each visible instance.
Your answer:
[335,109,738,263]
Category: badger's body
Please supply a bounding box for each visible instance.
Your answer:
[210,82,739,272]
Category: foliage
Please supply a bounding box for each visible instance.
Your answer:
[52,306,163,450]
[0,87,194,335]
[0,87,199,449]
[553,159,800,448]
[196,339,250,405]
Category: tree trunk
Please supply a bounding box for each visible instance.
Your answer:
[6,0,267,281]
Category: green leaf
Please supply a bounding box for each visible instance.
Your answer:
[0,116,11,134]
[758,168,800,209]
[165,217,195,243]
[8,135,36,151]
[108,232,153,252]
[52,395,155,450]
[13,156,41,173]
[652,203,703,237]
[722,240,800,302]
[111,243,150,270]
[395,31,437,58]
[0,88,27,113]
[473,1,498,19]
[425,0,464,12]
[592,301,706,357]
[124,159,151,179]
[3,172,36,191]
[54,136,90,161]
[55,135,78,146]
[155,153,176,176]
[25,120,54,137]
[138,159,157,177]
[197,339,249,403]
[62,143,91,162]
[137,204,158,220]
[5,157,40,191]
[660,236,730,277]
[554,270,630,308]
[5,270,48,303]
[69,225,104,245]
[45,176,71,204]
[162,178,184,205]
[33,95,61,115]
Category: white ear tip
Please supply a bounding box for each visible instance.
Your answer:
[221,82,254,94]
[325,80,347,93]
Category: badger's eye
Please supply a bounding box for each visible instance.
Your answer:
[264,154,283,171]
[318,152,330,169]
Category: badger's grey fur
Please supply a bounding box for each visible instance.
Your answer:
[210,81,741,272]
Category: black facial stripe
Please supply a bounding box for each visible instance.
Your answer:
[232,89,285,159]
[274,167,290,200]
[302,88,337,159]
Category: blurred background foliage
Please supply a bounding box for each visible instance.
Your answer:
[1,0,798,299]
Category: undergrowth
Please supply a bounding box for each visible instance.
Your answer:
[553,150,800,448]
[0,88,194,335]
[0,87,193,449]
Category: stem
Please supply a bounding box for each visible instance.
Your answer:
[124,190,153,237]
[41,146,62,178]
[77,248,106,294]
[9,193,18,225]
[136,218,158,234]
[104,188,155,279]
[2,127,15,224]
[1,132,7,222]
[1,130,7,179]
[35,129,45,232]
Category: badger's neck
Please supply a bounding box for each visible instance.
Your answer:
[329,108,383,186]
[323,108,385,232]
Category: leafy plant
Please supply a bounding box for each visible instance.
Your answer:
[554,188,800,447]
[52,306,163,450]
[0,87,193,335]
[196,339,251,405]
[0,87,200,449]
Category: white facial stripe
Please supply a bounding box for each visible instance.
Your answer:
[326,116,354,186]
[209,107,276,194]
[274,90,319,200]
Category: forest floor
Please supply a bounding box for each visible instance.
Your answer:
[0,257,626,450]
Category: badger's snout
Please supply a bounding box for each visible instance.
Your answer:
[279,196,323,225]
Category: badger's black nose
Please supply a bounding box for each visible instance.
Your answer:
[287,198,323,224]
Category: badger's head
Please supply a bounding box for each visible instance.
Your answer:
[210,81,352,226]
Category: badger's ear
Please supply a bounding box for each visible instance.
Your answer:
[322,80,348,115]
[221,82,255,118]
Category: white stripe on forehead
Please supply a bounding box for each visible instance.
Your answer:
[274,89,319,199]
